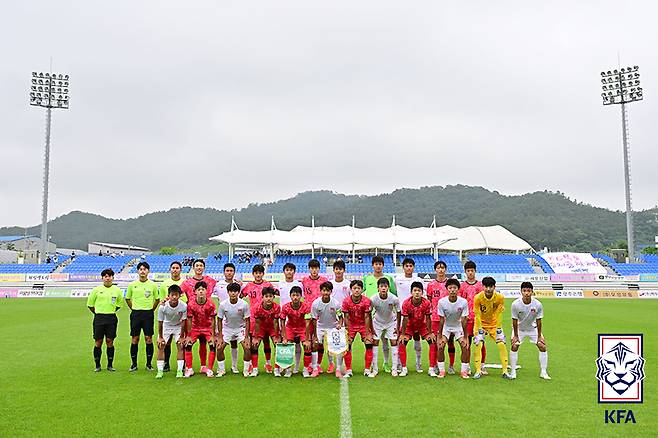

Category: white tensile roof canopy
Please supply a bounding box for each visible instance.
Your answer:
[210,220,533,253]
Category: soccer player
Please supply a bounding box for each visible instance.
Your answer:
[459,260,486,373]
[342,280,373,378]
[126,261,160,372]
[436,278,470,379]
[155,285,187,379]
[510,282,551,380]
[395,257,424,373]
[308,281,343,378]
[397,281,435,377]
[252,287,282,377]
[472,277,511,380]
[214,262,242,303]
[241,264,275,372]
[159,260,186,372]
[216,282,252,377]
[280,286,311,377]
[363,255,397,372]
[426,261,450,374]
[181,259,217,373]
[301,259,329,303]
[370,277,401,377]
[331,260,351,303]
[277,262,303,307]
[183,281,217,378]
[87,269,123,372]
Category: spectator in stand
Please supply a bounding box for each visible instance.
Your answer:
[99,250,103,257]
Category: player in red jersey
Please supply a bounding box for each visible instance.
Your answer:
[251,287,281,377]
[342,280,373,378]
[180,259,217,372]
[183,281,217,378]
[397,281,436,377]
[240,264,275,372]
[301,259,328,304]
[280,286,311,377]
[459,260,486,374]
[426,260,449,375]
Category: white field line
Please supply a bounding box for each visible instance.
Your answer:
[339,378,353,438]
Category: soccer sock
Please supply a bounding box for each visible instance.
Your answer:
[474,343,483,373]
[93,346,102,367]
[146,343,154,367]
[130,344,138,366]
[437,361,445,372]
[391,345,399,370]
[164,344,171,366]
[382,339,390,365]
[461,362,469,373]
[185,350,193,369]
[244,360,251,371]
[365,346,373,370]
[447,339,456,367]
[251,348,259,368]
[294,344,302,369]
[414,340,422,366]
[107,346,115,367]
[264,338,271,363]
[429,343,437,368]
[199,341,207,367]
[208,349,216,369]
[304,352,312,368]
[344,351,353,369]
[539,351,548,372]
[481,343,487,364]
[371,346,379,371]
[218,360,226,372]
[398,343,407,367]
[497,342,509,373]
[177,359,184,372]
[157,360,165,372]
[510,351,518,373]
[311,351,318,368]
[231,348,238,368]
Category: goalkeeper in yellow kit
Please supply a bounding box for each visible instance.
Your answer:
[472,276,512,380]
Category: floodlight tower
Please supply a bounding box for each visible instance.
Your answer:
[600,66,643,262]
[29,71,70,263]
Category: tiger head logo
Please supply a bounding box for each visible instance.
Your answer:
[596,342,645,395]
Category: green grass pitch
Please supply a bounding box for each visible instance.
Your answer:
[1,298,656,437]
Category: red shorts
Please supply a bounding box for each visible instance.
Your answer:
[285,327,306,342]
[405,325,429,339]
[189,330,213,343]
[256,326,278,339]
[348,327,368,341]
[466,320,475,337]
[431,320,440,334]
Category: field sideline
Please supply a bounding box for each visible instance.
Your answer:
[1,298,656,437]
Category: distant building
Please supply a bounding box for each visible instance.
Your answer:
[88,242,151,256]
[0,235,56,253]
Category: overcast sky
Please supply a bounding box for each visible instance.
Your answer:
[1,1,656,227]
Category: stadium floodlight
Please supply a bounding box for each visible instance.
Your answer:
[29,70,70,263]
[600,65,643,261]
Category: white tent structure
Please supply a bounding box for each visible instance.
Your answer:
[210,217,533,262]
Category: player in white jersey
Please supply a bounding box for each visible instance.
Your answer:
[277,262,304,307]
[394,257,424,373]
[213,262,242,303]
[436,278,470,379]
[370,277,401,377]
[331,260,351,303]
[308,281,343,378]
[510,282,550,380]
[216,282,252,377]
[156,285,187,378]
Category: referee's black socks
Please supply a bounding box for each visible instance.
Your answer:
[107,346,115,367]
[146,343,154,367]
[130,344,138,366]
[93,346,102,367]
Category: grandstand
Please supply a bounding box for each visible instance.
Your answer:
[465,254,536,274]
[128,254,194,273]
[0,263,54,274]
[62,255,133,274]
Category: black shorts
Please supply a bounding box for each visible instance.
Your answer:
[130,310,154,337]
[93,314,118,340]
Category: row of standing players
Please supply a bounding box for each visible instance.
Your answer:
[86,256,550,380]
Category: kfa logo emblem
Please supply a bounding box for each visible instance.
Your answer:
[596,334,645,403]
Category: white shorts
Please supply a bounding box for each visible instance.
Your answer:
[442,326,464,340]
[373,321,397,341]
[517,329,539,345]
[223,326,246,343]
[163,325,183,343]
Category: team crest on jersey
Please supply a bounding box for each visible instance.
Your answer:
[596,334,645,403]
[479,305,487,312]
[145,290,151,298]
